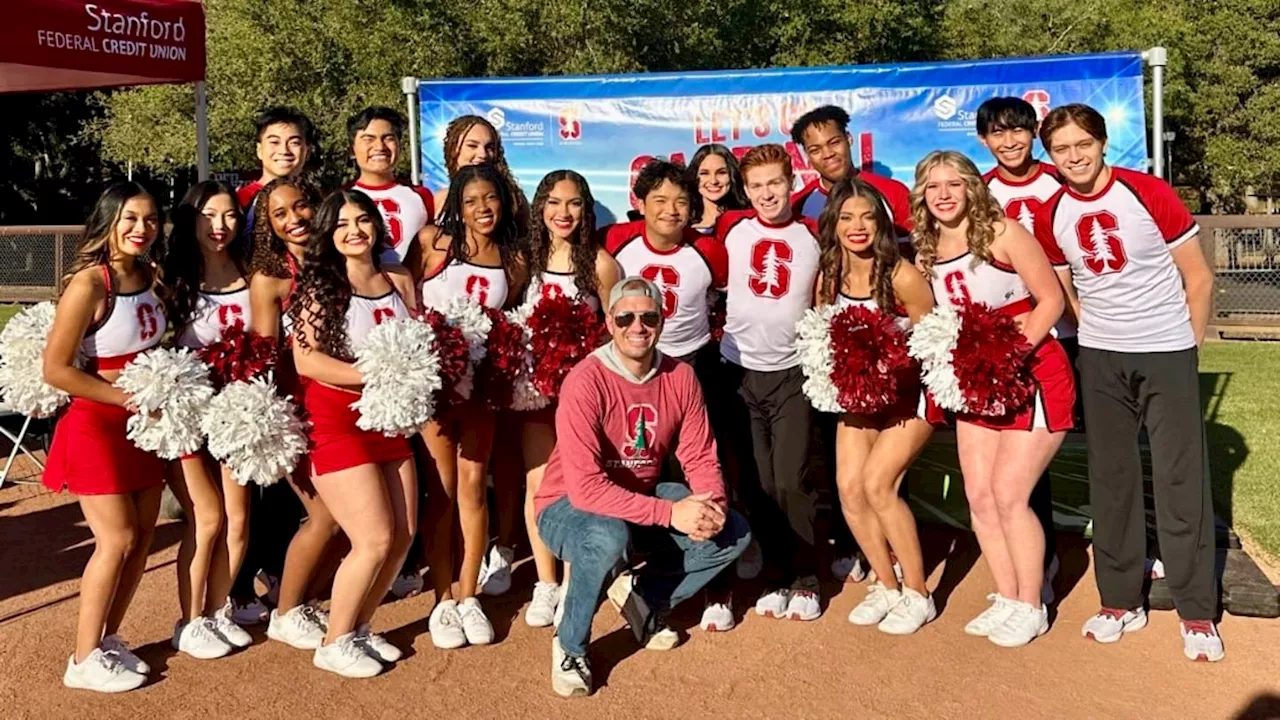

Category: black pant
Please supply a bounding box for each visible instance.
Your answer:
[231,480,304,601]
[1078,346,1216,620]
[722,362,815,586]
[665,343,728,487]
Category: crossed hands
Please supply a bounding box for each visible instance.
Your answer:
[670,493,726,542]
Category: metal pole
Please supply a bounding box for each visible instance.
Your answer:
[1145,47,1167,178]
[195,81,210,181]
[402,76,421,186]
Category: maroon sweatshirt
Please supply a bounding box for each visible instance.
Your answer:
[533,345,726,526]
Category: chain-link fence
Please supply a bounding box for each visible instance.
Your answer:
[1197,216,1280,328]
[0,226,81,303]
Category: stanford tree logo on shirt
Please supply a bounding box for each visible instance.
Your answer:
[622,403,658,460]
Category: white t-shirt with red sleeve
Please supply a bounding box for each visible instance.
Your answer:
[603,220,729,358]
[350,180,435,265]
[791,170,914,239]
[1033,166,1199,353]
[984,162,1075,340]
[716,210,821,372]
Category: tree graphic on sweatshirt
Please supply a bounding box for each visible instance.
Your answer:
[625,411,651,459]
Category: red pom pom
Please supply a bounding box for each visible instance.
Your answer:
[828,305,915,414]
[952,301,1034,417]
[525,294,607,399]
[475,307,526,411]
[421,309,472,411]
[196,322,278,390]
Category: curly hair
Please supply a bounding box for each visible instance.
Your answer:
[157,181,246,338]
[816,178,900,311]
[290,189,390,360]
[909,150,1005,279]
[248,177,320,279]
[435,163,521,281]
[524,170,601,299]
[686,144,748,226]
[60,182,164,297]
[442,115,530,236]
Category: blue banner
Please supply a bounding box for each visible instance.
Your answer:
[417,52,1147,225]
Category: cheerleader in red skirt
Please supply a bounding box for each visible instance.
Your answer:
[404,162,526,648]
[289,189,418,678]
[910,151,1074,648]
[245,178,337,651]
[815,177,938,636]
[155,181,253,659]
[42,182,168,692]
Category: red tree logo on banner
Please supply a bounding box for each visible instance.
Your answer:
[1022,90,1052,120]
[559,105,582,141]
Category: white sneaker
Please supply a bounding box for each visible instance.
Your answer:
[63,649,146,693]
[429,600,468,649]
[313,633,383,678]
[964,594,1016,637]
[311,605,330,632]
[551,636,592,698]
[1081,607,1147,644]
[526,581,561,628]
[101,634,149,675]
[831,554,867,584]
[848,582,902,626]
[989,601,1048,648]
[458,597,495,645]
[214,602,253,648]
[1180,619,1225,662]
[1042,555,1060,607]
[1147,557,1166,580]
[268,605,327,650]
[699,601,735,632]
[172,617,233,659]
[736,539,764,580]
[879,588,936,635]
[606,572,653,643]
[355,623,402,663]
[754,589,790,619]
[783,589,822,621]
[391,571,424,599]
[479,545,514,597]
[231,598,269,625]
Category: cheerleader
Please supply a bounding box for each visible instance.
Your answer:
[814,178,937,634]
[433,114,531,237]
[156,181,254,659]
[687,143,749,234]
[290,189,419,678]
[244,178,336,650]
[518,170,620,627]
[405,162,525,648]
[42,182,168,692]
[910,151,1073,648]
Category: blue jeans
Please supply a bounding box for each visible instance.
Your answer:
[537,482,751,657]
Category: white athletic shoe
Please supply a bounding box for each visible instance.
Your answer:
[964,594,1017,637]
[989,601,1048,648]
[736,539,764,580]
[100,634,149,675]
[699,601,735,632]
[479,545,514,597]
[214,602,253,648]
[231,598,269,625]
[429,600,468,649]
[551,636,592,698]
[526,581,561,628]
[1147,557,1167,580]
[391,571,424,599]
[754,589,791,619]
[62,649,146,693]
[355,623,402,663]
[1081,607,1147,644]
[783,589,822,622]
[1042,555,1060,607]
[172,617,233,660]
[268,606,327,650]
[458,597,495,646]
[606,572,678,649]
[879,588,936,635]
[831,554,867,584]
[1180,619,1225,662]
[848,582,902,626]
[313,633,383,678]
[310,605,330,632]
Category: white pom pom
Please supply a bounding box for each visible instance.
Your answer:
[202,376,307,486]
[506,302,549,412]
[116,347,215,459]
[907,304,967,412]
[351,317,442,437]
[795,305,843,413]
[441,296,492,400]
[0,302,72,418]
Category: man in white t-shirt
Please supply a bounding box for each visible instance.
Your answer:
[345,106,436,266]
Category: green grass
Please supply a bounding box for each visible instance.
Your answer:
[0,305,19,331]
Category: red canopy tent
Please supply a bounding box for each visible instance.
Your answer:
[0,0,210,179]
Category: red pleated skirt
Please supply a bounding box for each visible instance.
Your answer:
[42,398,166,495]
[303,382,412,476]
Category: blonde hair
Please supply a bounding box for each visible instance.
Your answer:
[908,150,1005,278]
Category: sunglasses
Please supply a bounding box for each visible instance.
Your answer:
[613,311,661,329]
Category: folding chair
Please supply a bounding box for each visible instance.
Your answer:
[0,402,45,489]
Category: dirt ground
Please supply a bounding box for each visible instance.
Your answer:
[3,473,1280,720]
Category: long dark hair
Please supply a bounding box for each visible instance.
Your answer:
[157,182,246,337]
[248,177,320,279]
[442,115,530,236]
[60,181,164,297]
[436,163,520,276]
[817,177,900,311]
[687,144,748,226]
[290,189,390,360]
[525,170,601,299]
